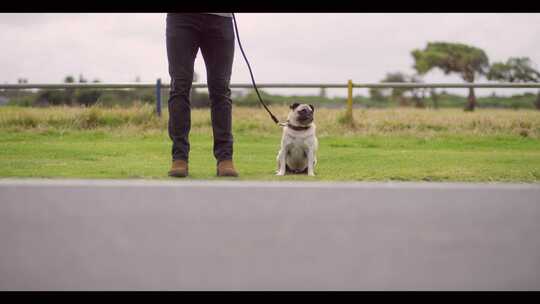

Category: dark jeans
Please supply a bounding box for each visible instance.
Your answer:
[166,13,235,163]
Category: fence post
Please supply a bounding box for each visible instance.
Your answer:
[346,79,353,122]
[156,78,162,117]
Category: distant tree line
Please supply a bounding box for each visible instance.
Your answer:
[370,41,540,111]
[4,43,540,110]
[1,74,158,107]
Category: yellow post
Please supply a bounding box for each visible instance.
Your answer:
[347,79,353,122]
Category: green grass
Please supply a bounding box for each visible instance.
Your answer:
[1,130,539,182]
[1,105,540,182]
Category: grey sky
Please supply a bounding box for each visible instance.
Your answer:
[1,13,540,97]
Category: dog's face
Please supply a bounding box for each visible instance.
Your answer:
[288,103,315,126]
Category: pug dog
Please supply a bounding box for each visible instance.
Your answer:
[276,103,318,176]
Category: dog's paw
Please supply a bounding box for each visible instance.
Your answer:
[276,171,285,176]
[308,172,316,176]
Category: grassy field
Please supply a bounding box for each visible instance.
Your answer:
[1,105,540,182]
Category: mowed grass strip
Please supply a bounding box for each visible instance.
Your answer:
[1,130,539,182]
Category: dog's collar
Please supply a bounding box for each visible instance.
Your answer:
[286,122,311,131]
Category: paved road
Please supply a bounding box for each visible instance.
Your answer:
[0,179,539,291]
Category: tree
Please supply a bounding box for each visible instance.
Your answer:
[370,72,423,106]
[429,88,439,109]
[368,86,386,102]
[76,90,102,107]
[488,57,540,82]
[319,87,327,98]
[371,72,407,106]
[76,74,101,106]
[487,57,540,110]
[412,42,490,111]
[63,75,75,105]
[408,74,426,108]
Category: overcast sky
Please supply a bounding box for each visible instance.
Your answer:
[1,13,540,97]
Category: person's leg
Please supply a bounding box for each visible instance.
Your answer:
[166,13,201,162]
[199,15,235,164]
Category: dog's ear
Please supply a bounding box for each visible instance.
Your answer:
[309,104,315,112]
[290,103,300,110]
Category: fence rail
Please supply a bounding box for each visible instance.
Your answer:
[2,82,540,89]
[2,80,539,118]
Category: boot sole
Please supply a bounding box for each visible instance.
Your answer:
[216,169,238,177]
[168,170,188,178]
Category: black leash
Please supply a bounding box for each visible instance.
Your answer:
[232,13,282,125]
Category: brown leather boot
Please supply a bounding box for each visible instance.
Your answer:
[217,159,239,177]
[168,160,188,177]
